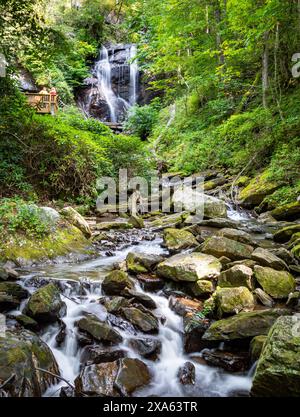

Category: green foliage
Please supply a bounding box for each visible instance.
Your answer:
[124,98,161,140]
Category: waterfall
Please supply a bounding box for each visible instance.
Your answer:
[80,44,139,123]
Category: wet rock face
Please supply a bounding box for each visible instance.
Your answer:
[102,270,134,295]
[80,346,127,365]
[177,362,196,385]
[0,330,59,397]
[202,350,250,373]
[129,338,162,360]
[121,306,159,334]
[183,315,211,353]
[169,296,203,317]
[24,283,66,324]
[251,316,300,397]
[77,314,123,345]
[0,282,29,312]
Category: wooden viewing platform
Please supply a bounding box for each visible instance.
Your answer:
[25,93,58,115]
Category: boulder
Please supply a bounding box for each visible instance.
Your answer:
[172,188,227,218]
[149,212,186,230]
[270,201,300,221]
[177,362,195,385]
[0,265,19,282]
[183,314,211,353]
[15,314,39,331]
[126,252,164,274]
[273,224,300,243]
[251,247,288,270]
[136,273,165,292]
[215,287,255,317]
[163,228,198,252]
[61,206,92,238]
[202,349,249,372]
[254,266,296,299]
[194,218,240,229]
[157,252,222,282]
[95,222,133,231]
[122,288,156,309]
[129,338,162,360]
[0,282,29,312]
[169,296,203,317]
[128,214,144,229]
[77,314,123,345]
[121,307,159,333]
[115,358,151,396]
[269,248,295,265]
[202,309,289,342]
[218,265,254,290]
[217,228,254,246]
[253,288,275,308]
[24,283,66,323]
[239,172,279,208]
[0,330,59,397]
[201,236,254,261]
[251,315,300,397]
[190,280,215,297]
[250,335,267,362]
[103,296,131,314]
[75,361,120,396]
[102,270,134,295]
[80,346,126,365]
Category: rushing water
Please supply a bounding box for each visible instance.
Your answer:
[16,215,256,397]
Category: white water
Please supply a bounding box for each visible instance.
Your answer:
[129,45,138,106]
[23,236,253,398]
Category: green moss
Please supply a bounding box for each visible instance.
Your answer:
[239,170,279,207]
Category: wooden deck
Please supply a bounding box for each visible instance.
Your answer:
[25,93,58,115]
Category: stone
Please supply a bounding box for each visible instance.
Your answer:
[218,265,254,290]
[273,224,300,243]
[103,296,131,314]
[136,273,165,292]
[183,314,211,353]
[254,266,296,299]
[226,259,258,269]
[126,252,164,274]
[239,172,279,208]
[215,287,255,317]
[172,188,227,218]
[217,228,254,246]
[250,335,267,362]
[169,296,203,317]
[0,282,29,312]
[95,222,133,231]
[128,214,144,229]
[0,330,59,397]
[253,288,275,308]
[251,247,288,270]
[129,338,162,360]
[251,315,300,397]
[163,228,198,252]
[115,358,151,396]
[77,314,123,345]
[39,207,60,225]
[157,252,222,282]
[269,248,295,265]
[190,280,215,297]
[121,307,159,333]
[75,362,120,396]
[270,201,300,221]
[195,218,241,229]
[61,206,92,238]
[80,346,126,365]
[202,309,289,342]
[201,236,254,261]
[177,362,195,385]
[24,283,66,323]
[286,291,300,308]
[148,212,186,230]
[122,288,157,309]
[102,270,134,295]
[15,314,39,331]
[202,350,249,372]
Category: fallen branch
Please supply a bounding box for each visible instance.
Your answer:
[35,367,75,390]
[0,374,15,390]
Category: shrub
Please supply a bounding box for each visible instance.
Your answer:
[124,98,161,140]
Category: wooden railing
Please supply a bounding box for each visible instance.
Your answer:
[25,93,58,115]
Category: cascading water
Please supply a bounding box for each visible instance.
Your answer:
[80,44,139,123]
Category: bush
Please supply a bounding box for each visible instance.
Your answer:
[124,99,161,140]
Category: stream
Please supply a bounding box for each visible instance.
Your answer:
[14,205,266,397]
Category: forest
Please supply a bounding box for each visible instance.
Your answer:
[0,0,300,400]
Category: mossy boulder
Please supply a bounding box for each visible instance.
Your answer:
[218,265,254,290]
[128,214,144,229]
[251,247,288,270]
[0,282,29,312]
[270,201,300,221]
[121,307,159,334]
[273,224,300,243]
[172,189,227,218]
[217,228,254,246]
[201,236,254,261]
[0,330,59,397]
[149,212,186,229]
[157,252,222,282]
[95,222,133,231]
[190,280,215,297]
[126,252,164,275]
[115,358,151,395]
[202,309,289,342]
[215,287,255,317]
[239,172,279,208]
[15,314,39,331]
[254,266,295,299]
[77,314,123,345]
[24,283,66,323]
[60,206,92,238]
[251,316,300,397]
[163,228,198,252]
[250,335,267,362]
[102,270,134,295]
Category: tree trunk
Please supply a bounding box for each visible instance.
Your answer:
[262,31,270,109]
[214,1,225,66]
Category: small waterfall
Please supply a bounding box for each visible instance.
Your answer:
[79,44,139,123]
